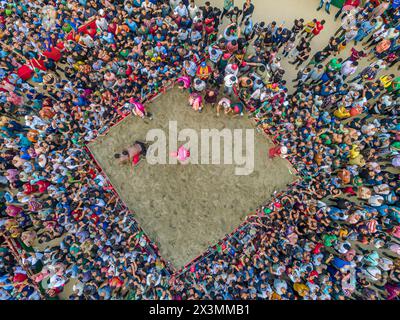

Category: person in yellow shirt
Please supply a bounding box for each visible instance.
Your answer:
[348,145,366,166]
[293,283,310,298]
[379,74,394,89]
[301,19,317,37]
[349,144,360,159]
[334,106,351,119]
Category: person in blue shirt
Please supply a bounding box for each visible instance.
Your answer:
[319,83,333,97]
[153,32,165,43]
[101,31,115,44]
[126,18,138,33]
[272,27,283,45]
[154,43,167,56]
[243,18,253,40]
[223,23,238,41]
[354,19,376,44]
[179,16,192,29]
[190,29,202,44]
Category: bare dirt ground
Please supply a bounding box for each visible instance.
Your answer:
[88,88,295,269]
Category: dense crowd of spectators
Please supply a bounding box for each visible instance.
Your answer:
[0,0,399,300]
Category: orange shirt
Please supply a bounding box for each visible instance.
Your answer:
[376,39,391,54]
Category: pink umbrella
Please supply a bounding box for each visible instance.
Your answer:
[177,76,191,89]
[129,98,145,117]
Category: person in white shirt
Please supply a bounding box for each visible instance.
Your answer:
[192,10,203,23]
[340,60,358,80]
[225,63,239,77]
[96,16,108,31]
[141,0,155,11]
[79,33,94,47]
[188,0,199,19]
[364,25,388,48]
[193,78,206,92]
[169,0,181,9]
[174,2,188,17]
[177,28,189,41]
[24,115,48,131]
[223,74,238,96]
[208,47,223,65]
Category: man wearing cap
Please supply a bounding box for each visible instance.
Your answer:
[217,52,231,72]
[225,63,239,77]
[154,42,167,57]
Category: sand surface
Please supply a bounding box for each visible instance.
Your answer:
[88,88,295,269]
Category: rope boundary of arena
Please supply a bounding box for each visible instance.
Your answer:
[83,81,305,278]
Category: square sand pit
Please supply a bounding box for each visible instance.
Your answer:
[88,88,295,269]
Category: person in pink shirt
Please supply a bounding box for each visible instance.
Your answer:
[188,92,203,112]
[170,145,191,165]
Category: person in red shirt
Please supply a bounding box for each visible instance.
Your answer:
[334,0,361,20]
[346,47,367,63]
[309,20,325,40]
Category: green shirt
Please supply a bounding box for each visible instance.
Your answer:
[223,0,234,10]
[328,58,342,72]
[145,49,154,58]
[120,49,130,57]
[322,234,337,247]
[391,77,400,91]
[62,24,72,33]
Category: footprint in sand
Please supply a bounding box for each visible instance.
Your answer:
[251,171,260,179]
[216,121,227,130]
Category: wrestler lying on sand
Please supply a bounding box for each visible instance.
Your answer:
[114,141,148,166]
